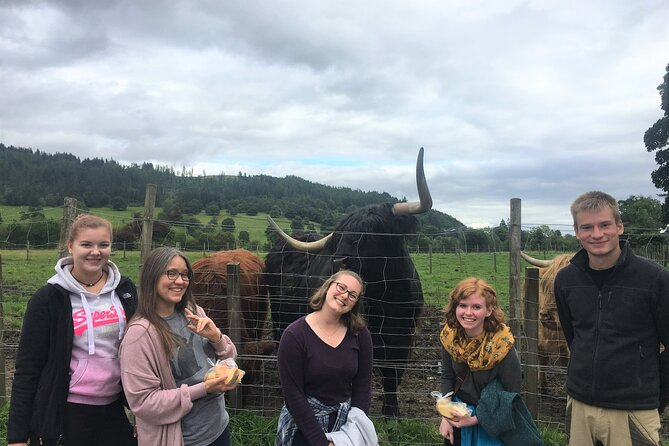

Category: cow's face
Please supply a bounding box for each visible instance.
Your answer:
[539,306,561,331]
[329,204,419,276]
[537,254,572,333]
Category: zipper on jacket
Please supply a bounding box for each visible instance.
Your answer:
[591,289,603,400]
[39,434,63,445]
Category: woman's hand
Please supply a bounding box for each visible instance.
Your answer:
[447,413,478,428]
[184,308,222,343]
[439,417,454,443]
[203,373,238,394]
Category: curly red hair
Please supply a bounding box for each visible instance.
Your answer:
[443,277,505,338]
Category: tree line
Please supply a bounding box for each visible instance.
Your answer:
[0,143,462,229]
[1,144,666,255]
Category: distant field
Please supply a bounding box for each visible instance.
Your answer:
[0,204,299,246]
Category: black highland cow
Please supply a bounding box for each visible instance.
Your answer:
[264,148,432,418]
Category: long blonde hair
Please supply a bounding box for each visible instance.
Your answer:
[310,270,367,335]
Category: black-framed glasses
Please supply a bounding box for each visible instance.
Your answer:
[165,269,191,282]
[334,282,359,302]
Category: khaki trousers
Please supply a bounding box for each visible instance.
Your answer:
[566,396,661,446]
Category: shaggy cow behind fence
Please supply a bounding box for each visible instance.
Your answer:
[191,249,276,386]
[521,252,572,388]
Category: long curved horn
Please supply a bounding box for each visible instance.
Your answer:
[519,251,554,268]
[267,216,332,253]
[392,147,433,215]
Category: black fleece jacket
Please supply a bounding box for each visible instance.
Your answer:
[554,241,669,410]
[7,278,137,445]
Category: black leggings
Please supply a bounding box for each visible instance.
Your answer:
[290,429,311,445]
[63,400,136,446]
[444,427,461,446]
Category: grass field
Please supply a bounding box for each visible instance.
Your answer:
[0,248,524,329]
[0,204,304,247]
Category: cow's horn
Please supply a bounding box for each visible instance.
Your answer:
[392,147,433,215]
[267,216,332,253]
[519,251,554,268]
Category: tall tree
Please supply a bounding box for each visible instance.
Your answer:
[619,195,662,230]
[644,63,669,222]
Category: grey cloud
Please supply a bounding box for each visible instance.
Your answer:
[0,0,666,228]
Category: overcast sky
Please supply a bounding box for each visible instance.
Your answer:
[1,0,668,231]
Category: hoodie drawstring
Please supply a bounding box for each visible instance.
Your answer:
[80,290,127,355]
[79,292,96,355]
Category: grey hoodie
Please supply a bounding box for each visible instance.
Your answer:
[48,257,128,405]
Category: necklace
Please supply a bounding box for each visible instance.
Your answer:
[315,314,342,339]
[72,272,105,287]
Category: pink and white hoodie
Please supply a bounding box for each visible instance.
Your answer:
[48,257,127,405]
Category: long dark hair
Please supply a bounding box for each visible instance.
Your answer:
[135,247,197,355]
[310,270,367,335]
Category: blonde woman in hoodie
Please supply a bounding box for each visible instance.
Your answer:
[7,214,138,446]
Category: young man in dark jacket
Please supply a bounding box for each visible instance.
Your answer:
[554,191,669,446]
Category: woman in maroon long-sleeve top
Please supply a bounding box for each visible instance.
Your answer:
[275,270,373,446]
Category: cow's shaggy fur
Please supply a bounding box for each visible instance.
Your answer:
[191,249,275,388]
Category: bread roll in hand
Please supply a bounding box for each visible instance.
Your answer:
[204,358,245,384]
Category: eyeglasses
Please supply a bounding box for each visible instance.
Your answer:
[334,282,359,302]
[165,269,191,282]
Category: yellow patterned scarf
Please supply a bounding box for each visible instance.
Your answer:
[440,324,514,371]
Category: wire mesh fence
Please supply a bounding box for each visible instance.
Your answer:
[1,214,668,443]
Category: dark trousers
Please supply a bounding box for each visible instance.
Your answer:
[64,399,135,446]
[290,413,337,445]
[205,426,231,446]
[290,429,309,446]
[444,427,461,446]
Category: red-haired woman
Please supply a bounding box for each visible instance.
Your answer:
[438,278,521,446]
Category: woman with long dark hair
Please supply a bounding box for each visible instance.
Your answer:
[120,247,238,446]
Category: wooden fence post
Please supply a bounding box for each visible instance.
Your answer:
[428,245,433,274]
[58,197,78,259]
[140,184,157,267]
[508,198,522,336]
[226,262,243,409]
[493,251,497,273]
[523,267,540,419]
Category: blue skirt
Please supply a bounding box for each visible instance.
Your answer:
[455,397,504,446]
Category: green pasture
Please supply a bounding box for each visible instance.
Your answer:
[0,248,567,333]
[0,204,297,247]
